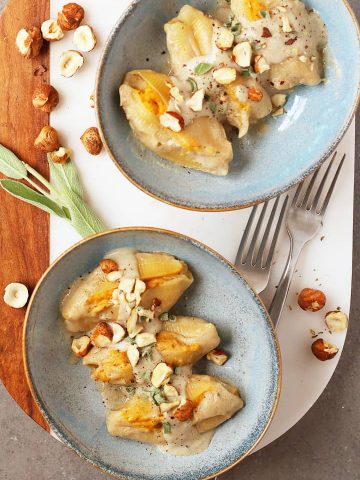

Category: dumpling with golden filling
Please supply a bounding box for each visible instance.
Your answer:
[156,316,220,366]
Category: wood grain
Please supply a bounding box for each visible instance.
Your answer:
[0,0,49,430]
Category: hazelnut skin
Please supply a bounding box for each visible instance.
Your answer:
[311,338,339,361]
[58,3,85,31]
[80,127,103,155]
[32,85,59,113]
[298,288,326,312]
[34,126,60,152]
[16,27,43,59]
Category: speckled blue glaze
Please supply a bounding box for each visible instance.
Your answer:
[24,229,280,480]
[96,0,359,211]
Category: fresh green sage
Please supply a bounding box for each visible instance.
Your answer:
[194,63,213,75]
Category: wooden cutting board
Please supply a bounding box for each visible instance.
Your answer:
[0,0,49,431]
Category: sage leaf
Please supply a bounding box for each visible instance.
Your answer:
[194,63,213,75]
[0,144,27,180]
[187,77,198,93]
[0,179,68,218]
[48,154,83,198]
[62,187,106,237]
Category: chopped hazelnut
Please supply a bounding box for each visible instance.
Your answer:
[89,94,95,108]
[248,87,263,102]
[215,27,234,51]
[59,50,84,77]
[174,400,194,422]
[50,147,72,164]
[58,3,85,31]
[160,112,185,132]
[298,288,326,312]
[253,55,270,74]
[80,127,103,155]
[71,336,92,357]
[271,94,287,108]
[41,19,64,42]
[34,126,60,152]
[311,338,339,361]
[100,258,118,274]
[32,85,59,112]
[206,349,228,366]
[16,27,43,59]
[151,362,173,388]
[73,25,97,52]
[213,67,237,85]
[325,311,348,333]
[232,42,252,68]
[90,322,113,347]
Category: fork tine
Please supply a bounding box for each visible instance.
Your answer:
[310,151,337,212]
[235,205,258,265]
[244,201,268,265]
[254,196,280,267]
[319,154,345,215]
[292,182,304,207]
[300,168,320,208]
[264,195,289,269]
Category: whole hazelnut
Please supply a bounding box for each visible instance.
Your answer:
[298,288,326,312]
[58,3,85,31]
[311,338,339,361]
[99,258,118,274]
[325,310,348,333]
[32,85,59,112]
[34,126,60,152]
[16,27,43,59]
[80,127,103,155]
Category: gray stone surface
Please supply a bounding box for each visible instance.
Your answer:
[0,1,359,479]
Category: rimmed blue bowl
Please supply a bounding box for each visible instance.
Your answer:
[96,0,360,211]
[24,228,281,480]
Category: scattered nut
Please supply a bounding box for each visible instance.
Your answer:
[234,84,248,102]
[127,308,143,338]
[33,64,47,76]
[206,349,228,366]
[71,336,92,357]
[127,344,140,367]
[160,111,185,132]
[174,399,194,422]
[213,67,237,85]
[311,338,339,361]
[271,94,287,108]
[281,16,293,33]
[41,19,64,41]
[80,127,103,155]
[50,147,72,164]
[34,126,60,152]
[100,258,118,274]
[272,107,285,117]
[3,283,29,308]
[298,288,326,312]
[232,42,252,68]
[186,88,205,112]
[32,85,59,112]
[163,384,179,402]
[108,322,126,343]
[90,322,113,347]
[16,27,43,59]
[299,55,307,63]
[248,87,263,102]
[325,311,348,333]
[253,55,270,74]
[215,27,234,51]
[59,50,84,77]
[135,332,157,348]
[89,94,95,108]
[151,362,173,388]
[73,25,97,52]
[160,401,180,413]
[58,3,85,31]
[169,86,184,104]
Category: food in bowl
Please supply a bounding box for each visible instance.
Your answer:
[61,248,244,455]
[119,0,327,176]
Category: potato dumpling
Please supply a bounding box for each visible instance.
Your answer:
[156,316,220,366]
[87,349,134,385]
[107,396,165,444]
[186,375,244,433]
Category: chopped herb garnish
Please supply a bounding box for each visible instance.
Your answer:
[230,22,242,34]
[139,315,147,322]
[163,422,172,434]
[168,314,177,322]
[141,345,154,358]
[154,393,166,405]
[194,63,213,75]
[241,66,257,78]
[159,313,169,321]
[174,367,182,375]
[209,103,217,114]
[125,386,136,395]
[260,10,268,18]
[187,77,198,93]
[141,370,152,382]
[124,336,136,344]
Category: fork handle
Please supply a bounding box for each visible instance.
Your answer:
[269,239,305,329]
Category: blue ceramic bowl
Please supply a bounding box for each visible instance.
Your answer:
[96,0,360,211]
[24,228,280,480]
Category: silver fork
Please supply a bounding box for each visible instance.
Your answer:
[269,152,345,328]
[235,195,289,293]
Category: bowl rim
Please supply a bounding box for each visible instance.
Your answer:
[95,0,360,212]
[23,226,282,480]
